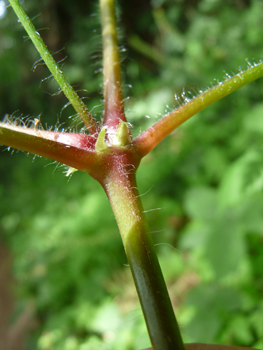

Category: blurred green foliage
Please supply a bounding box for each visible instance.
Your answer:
[1,0,263,349]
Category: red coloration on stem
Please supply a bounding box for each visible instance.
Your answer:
[100,0,127,131]
[88,145,140,186]
[0,123,99,173]
[47,131,97,151]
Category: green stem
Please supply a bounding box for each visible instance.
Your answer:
[103,166,185,350]
[128,35,166,65]
[134,60,263,157]
[8,0,100,135]
[99,0,126,128]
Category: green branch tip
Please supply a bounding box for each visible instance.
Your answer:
[113,121,131,147]
[95,127,108,153]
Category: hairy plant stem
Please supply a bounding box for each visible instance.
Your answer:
[98,0,184,347]
[99,0,126,129]
[134,60,263,157]
[8,0,100,134]
[5,1,263,349]
[0,123,99,172]
[102,161,185,350]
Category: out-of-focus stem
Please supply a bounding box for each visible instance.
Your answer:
[99,0,126,129]
[8,0,100,135]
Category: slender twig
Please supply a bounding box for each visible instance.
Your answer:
[99,0,127,129]
[8,0,100,135]
[134,60,263,157]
